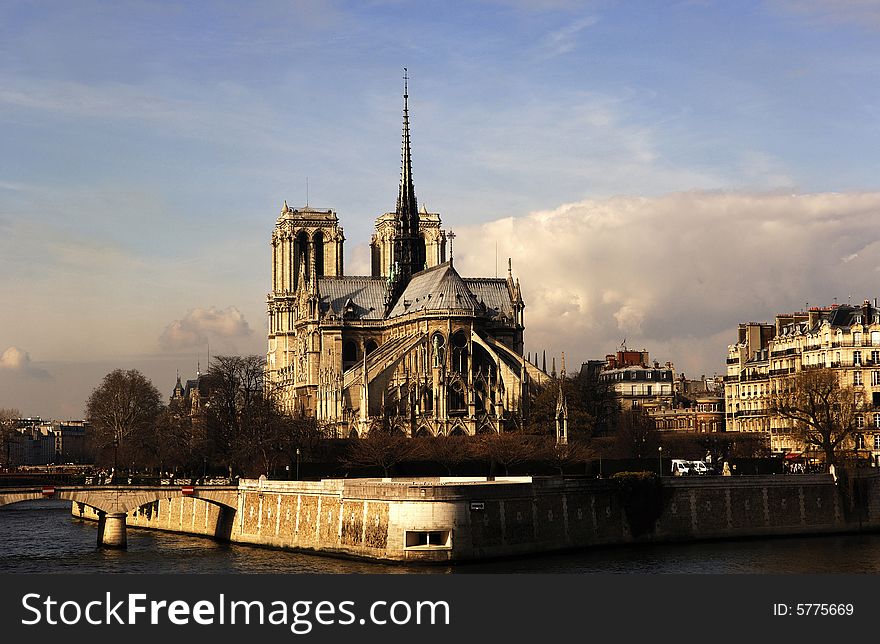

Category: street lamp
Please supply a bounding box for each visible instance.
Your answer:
[113,434,120,476]
[296,448,301,481]
[658,446,663,477]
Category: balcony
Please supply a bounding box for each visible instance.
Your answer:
[733,410,767,418]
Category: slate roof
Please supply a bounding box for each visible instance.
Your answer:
[464,278,515,320]
[319,277,386,320]
[316,263,517,322]
[387,261,481,318]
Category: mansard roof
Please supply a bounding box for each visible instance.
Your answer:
[387,261,481,318]
[319,276,386,320]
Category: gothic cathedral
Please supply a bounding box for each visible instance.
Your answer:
[266,75,549,437]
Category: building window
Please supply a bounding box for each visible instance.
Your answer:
[857,415,865,429]
[875,414,880,429]
[854,332,863,345]
[873,371,880,386]
[856,434,865,450]
[854,371,863,386]
[854,351,862,365]
[875,434,880,450]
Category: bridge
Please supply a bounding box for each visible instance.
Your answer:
[0,485,239,548]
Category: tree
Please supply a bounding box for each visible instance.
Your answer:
[205,355,291,477]
[345,429,416,477]
[524,370,618,438]
[770,368,859,468]
[151,397,207,475]
[476,432,539,476]
[414,435,474,475]
[539,437,595,475]
[0,407,20,468]
[613,408,658,458]
[85,370,163,471]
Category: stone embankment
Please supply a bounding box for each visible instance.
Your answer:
[73,472,880,563]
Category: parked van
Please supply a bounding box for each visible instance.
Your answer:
[671,459,692,476]
[689,460,710,475]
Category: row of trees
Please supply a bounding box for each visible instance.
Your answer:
[85,356,321,477]
[81,354,864,478]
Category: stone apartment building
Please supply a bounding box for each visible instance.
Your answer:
[726,300,880,461]
[4,418,88,466]
[265,76,549,438]
[595,350,724,433]
[597,349,676,412]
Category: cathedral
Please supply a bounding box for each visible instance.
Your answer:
[266,75,549,438]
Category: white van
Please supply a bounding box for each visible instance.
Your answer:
[671,459,691,476]
[689,461,709,475]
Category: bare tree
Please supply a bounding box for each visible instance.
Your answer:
[539,437,595,475]
[85,370,163,471]
[477,432,539,476]
[614,408,658,458]
[414,435,474,475]
[0,408,20,468]
[770,368,859,468]
[205,355,291,477]
[345,429,416,477]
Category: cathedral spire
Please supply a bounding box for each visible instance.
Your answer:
[385,68,424,312]
[397,67,418,221]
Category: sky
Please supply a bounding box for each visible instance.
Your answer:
[3,0,880,419]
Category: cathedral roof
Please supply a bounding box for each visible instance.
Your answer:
[319,277,386,320]
[464,278,516,321]
[386,261,481,318]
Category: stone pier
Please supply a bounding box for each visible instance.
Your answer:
[97,512,128,548]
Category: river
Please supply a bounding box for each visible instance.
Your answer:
[2,499,877,574]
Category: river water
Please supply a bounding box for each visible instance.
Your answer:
[2,499,878,574]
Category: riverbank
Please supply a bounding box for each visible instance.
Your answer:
[71,470,880,563]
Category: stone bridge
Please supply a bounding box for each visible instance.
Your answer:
[0,485,239,548]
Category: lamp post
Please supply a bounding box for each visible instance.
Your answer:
[113,434,119,476]
[658,445,663,477]
[296,448,301,481]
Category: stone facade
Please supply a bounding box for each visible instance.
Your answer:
[726,300,880,460]
[266,79,548,437]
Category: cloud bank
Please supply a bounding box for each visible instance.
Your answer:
[159,306,253,352]
[0,346,52,380]
[454,191,880,377]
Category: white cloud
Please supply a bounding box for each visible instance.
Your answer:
[454,190,880,377]
[159,306,253,352]
[539,16,599,57]
[0,347,52,380]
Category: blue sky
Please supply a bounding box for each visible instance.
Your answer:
[4,0,880,418]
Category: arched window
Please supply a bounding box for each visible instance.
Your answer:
[295,231,310,290]
[449,381,466,414]
[313,231,325,277]
[451,330,468,375]
[364,339,378,356]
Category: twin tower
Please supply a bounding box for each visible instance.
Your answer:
[266,74,547,438]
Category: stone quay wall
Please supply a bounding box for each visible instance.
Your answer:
[72,472,880,563]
